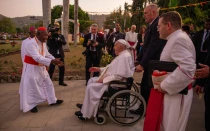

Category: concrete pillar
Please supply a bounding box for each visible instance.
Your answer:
[74,0,79,47]
[63,0,70,51]
[42,0,51,28]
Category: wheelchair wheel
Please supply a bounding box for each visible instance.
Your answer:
[94,114,106,125]
[106,90,146,125]
[131,83,139,93]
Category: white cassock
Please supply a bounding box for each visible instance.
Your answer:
[125,31,138,62]
[81,50,135,118]
[160,29,196,131]
[21,37,32,63]
[19,37,57,113]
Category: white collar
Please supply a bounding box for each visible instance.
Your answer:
[166,29,182,40]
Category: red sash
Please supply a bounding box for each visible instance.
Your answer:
[24,55,44,66]
[128,41,135,46]
[128,41,136,60]
[24,55,39,65]
[143,84,192,131]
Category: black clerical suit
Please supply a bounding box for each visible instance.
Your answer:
[136,17,167,104]
[193,30,209,89]
[83,33,104,84]
[47,33,66,84]
[196,33,210,131]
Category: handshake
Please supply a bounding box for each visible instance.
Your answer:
[51,58,64,67]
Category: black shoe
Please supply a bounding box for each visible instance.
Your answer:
[75,111,87,121]
[59,82,67,86]
[78,115,87,121]
[30,106,38,113]
[75,111,83,116]
[76,103,83,109]
[50,99,64,106]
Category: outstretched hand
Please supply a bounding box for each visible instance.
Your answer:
[51,58,64,67]
[89,67,100,72]
[194,63,209,79]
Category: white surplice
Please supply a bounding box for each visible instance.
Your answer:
[125,31,138,61]
[19,37,57,113]
[81,50,135,118]
[160,30,196,131]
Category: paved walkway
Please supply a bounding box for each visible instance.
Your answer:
[0,73,205,131]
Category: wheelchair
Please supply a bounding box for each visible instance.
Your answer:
[94,77,146,125]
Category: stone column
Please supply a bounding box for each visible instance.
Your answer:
[74,0,79,47]
[63,0,70,51]
[42,0,51,28]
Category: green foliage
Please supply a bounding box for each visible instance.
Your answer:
[0,18,16,33]
[51,5,91,33]
[104,4,131,31]
[100,53,114,67]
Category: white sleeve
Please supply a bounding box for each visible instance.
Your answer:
[21,40,26,63]
[125,32,129,41]
[25,42,52,66]
[161,40,196,95]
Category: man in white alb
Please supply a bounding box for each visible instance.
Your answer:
[19,27,64,113]
[125,25,138,62]
[143,11,196,131]
[75,39,135,120]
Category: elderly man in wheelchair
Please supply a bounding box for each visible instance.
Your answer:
[75,39,146,125]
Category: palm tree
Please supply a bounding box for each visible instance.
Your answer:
[63,0,70,51]
[42,0,51,28]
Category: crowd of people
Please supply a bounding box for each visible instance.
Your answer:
[19,3,210,131]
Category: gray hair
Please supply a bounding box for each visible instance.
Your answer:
[91,23,98,28]
[147,3,160,15]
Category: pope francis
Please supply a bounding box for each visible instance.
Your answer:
[75,39,135,121]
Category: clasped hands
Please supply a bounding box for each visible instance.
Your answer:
[51,58,64,67]
[194,63,209,95]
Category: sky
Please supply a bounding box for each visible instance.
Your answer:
[0,0,133,18]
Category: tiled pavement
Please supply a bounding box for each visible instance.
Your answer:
[0,73,206,131]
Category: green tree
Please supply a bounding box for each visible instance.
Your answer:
[51,5,91,33]
[131,0,145,32]
[104,5,131,31]
[0,18,16,33]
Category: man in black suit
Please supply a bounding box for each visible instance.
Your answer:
[47,24,67,86]
[130,4,167,114]
[194,19,210,93]
[194,19,210,131]
[83,23,104,85]
[106,24,124,56]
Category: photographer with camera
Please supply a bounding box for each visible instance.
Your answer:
[83,23,104,85]
[47,23,67,86]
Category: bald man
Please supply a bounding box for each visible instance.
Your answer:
[133,4,167,112]
[125,25,138,62]
[19,27,64,113]
[75,39,135,121]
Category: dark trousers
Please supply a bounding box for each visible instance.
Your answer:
[85,51,100,84]
[140,68,151,104]
[48,54,65,83]
[204,83,210,131]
